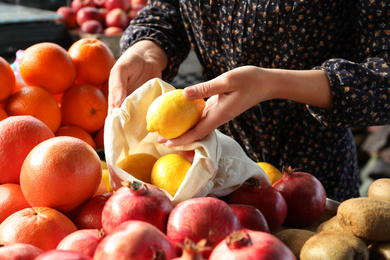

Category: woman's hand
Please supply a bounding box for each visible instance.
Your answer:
[158,66,331,147]
[108,40,168,113]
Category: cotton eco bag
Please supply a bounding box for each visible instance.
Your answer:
[104,78,269,205]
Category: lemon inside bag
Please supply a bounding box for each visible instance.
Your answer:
[104,78,269,205]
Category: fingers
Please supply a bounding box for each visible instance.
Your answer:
[183,75,228,100]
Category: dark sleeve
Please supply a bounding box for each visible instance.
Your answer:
[307,0,390,128]
[119,0,191,82]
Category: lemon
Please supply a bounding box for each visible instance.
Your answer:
[115,153,158,183]
[151,153,192,197]
[257,162,283,185]
[146,89,206,139]
[102,169,113,192]
[101,160,108,170]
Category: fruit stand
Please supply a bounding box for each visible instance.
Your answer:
[0,1,389,259]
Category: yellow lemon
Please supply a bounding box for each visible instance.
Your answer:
[102,169,113,192]
[115,153,158,183]
[151,153,192,197]
[101,160,108,170]
[257,162,283,185]
[146,89,206,139]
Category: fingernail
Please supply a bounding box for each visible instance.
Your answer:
[184,87,195,97]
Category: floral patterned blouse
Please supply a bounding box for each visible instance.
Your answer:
[120,0,390,202]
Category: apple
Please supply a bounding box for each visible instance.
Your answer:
[104,26,124,35]
[56,6,78,30]
[80,19,104,34]
[56,229,105,258]
[128,4,145,21]
[76,6,104,26]
[105,8,130,29]
[98,7,109,20]
[71,0,96,12]
[104,0,131,11]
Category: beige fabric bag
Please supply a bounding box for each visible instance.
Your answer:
[104,78,269,205]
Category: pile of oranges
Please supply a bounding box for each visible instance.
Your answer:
[0,39,115,253]
[0,38,114,150]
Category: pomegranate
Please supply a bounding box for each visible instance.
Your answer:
[94,220,177,260]
[166,197,242,258]
[229,204,270,233]
[71,192,112,230]
[273,166,327,227]
[173,238,209,260]
[35,249,92,260]
[0,243,43,259]
[224,177,287,232]
[209,229,296,260]
[101,181,173,234]
[56,229,105,257]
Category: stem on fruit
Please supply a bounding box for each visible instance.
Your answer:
[226,230,252,249]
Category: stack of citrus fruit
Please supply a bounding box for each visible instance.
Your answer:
[0,38,114,150]
[0,39,116,253]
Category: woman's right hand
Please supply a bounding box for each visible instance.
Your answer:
[108,40,168,113]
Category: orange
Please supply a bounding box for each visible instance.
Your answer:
[20,136,102,213]
[0,56,16,102]
[99,80,109,100]
[0,183,31,223]
[0,207,78,251]
[68,38,115,86]
[19,42,76,94]
[0,106,7,121]
[94,126,105,150]
[5,86,62,133]
[0,115,54,184]
[55,125,97,149]
[14,78,26,93]
[61,84,108,133]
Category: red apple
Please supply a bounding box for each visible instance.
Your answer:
[57,229,105,258]
[128,4,145,21]
[105,8,130,29]
[71,0,96,12]
[104,0,131,11]
[104,26,124,35]
[94,0,106,7]
[77,6,104,26]
[98,7,109,20]
[56,6,78,30]
[80,19,104,34]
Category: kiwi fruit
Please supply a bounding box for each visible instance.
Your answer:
[316,215,344,233]
[274,228,315,259]
[368,241,390,260]
[337,197,390,241]
[300,230,369,260]
[367,178,390,203]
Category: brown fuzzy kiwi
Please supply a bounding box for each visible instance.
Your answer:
[337,197,390,241]
[274,228,315,259]
[367,178,390,203]
[368,241,390,260]
[316,215,344,233]
[300,230,369,260]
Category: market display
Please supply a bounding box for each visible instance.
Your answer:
[0,7,389,259]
